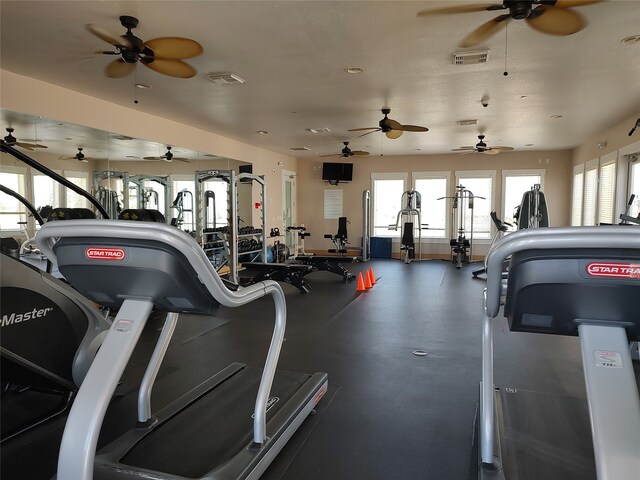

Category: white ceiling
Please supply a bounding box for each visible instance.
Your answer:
[1,0,639,160]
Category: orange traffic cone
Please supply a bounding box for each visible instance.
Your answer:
[368,266,376,285]
[365,270,373,289]
[357,272,366,292]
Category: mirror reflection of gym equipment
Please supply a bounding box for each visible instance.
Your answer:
[127,174,171,218]
[439,185,484,269]
[170,188,195,232]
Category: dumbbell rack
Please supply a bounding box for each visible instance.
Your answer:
[195,169,267,283]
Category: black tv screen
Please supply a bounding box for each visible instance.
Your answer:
[322,162,353,182]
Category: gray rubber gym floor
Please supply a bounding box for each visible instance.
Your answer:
[2,259,638,479]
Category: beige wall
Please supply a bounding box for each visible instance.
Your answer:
[297,150,573,257]
[1,69,296,231]
[572,112,640,167]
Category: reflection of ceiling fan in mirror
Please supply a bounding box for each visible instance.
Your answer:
[87,15,203,78]
[59,147,91,163]
[349,108,429,139]
[452,135,514,154]
[3,127,48,150]
[417,0,602,48]
[143,146,190,163]
[319,142,369,158]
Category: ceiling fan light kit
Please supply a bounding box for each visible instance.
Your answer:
[87,15,203,79]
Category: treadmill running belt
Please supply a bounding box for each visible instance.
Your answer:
[121,368,310,478]
[496,388,596,480]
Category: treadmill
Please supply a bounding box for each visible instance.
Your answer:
[36,220,328,480]
[478,226,640,480]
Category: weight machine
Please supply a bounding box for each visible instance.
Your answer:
[514,183,549,229]
[439,185,484,269]
[93,171,126,219]
[127,174,171,217]
[388,190,428,264]
[170,189,194,232]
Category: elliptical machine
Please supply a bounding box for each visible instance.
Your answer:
[513,183,549,229]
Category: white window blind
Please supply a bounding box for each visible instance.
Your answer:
[413,173,448,238]
[598,160,616,224]
[371,173,406,237]
[583,160,598,226]
[628,159,640,218]
[571,166,584,226]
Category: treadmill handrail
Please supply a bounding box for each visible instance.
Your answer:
[0,141,110,219]
[484,226,640,318]
[36,220,270,307]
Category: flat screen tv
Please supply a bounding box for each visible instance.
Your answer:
[322,162,353,183]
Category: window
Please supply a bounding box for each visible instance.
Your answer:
[583,159,599,226]
[64,171,89,209]
[201,178,228,227]
[629,157,640,218]
[455,171,494,240]
[502,170,544,231]
[571,164,584,226]
[413,172,449,238]
[598,158,616,224]
[0,167,28,232]
[371,173,407,237]
[32,172,60,210]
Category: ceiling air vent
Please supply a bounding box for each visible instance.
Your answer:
[206,73,246,85]
[457,119,479,126]
[452,50,489,65]
[290,147,311,151]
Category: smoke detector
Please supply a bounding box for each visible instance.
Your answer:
[457,119,479,126]
[206,73,246,85]
[452,50,489,65]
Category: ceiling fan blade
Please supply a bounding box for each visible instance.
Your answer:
[16,141,47,150]
[143,58,197,78]
[145,37,203,60]
[452,147,474,151]
[355,130,380,139]
[386,130,403,139]
[319,153,339,157]
[400,124,429,132]
[383,118,403,130]
[554,0,602,7]
[460,14,510,48]
[416,4,502,16]
[458,150,476,155]
[351,150,370,156]
[164,157,190,163]
[86,24,132,49]
[105,59,135,78]
[348,127,379,132]
[526,7,584,36]
[482,149,501,155]
[490,146,514,151]
[143,156,165,160]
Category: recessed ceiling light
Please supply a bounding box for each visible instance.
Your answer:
[346,67,364,74]
[413,148,422,151]
[135,83,152,89]
[550,114,563,119]
[525,143,534,146]
[125,155,140,159]
[204,153,219,158]
[257,130,269,135]
[65,137,72,140]
[290,147,311,151]
[620,35,640,45]
[520,95,527,99]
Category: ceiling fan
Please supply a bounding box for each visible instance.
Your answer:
[417,0,602,48]
[3,127,48,150]
[452,135,514,154]
[87,15,203,78]
[143,146,189,163]
[319,142,369,158]
[59,147,91,163]
[349,108,429,139]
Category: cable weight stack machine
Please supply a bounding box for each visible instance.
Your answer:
[388,190,428,264]
[439,185,484,269]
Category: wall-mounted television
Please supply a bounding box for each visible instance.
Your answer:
[322,162,353,184]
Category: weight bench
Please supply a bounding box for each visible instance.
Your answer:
[242,262,313,294]
[293,255,357,283]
